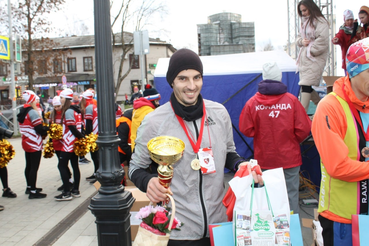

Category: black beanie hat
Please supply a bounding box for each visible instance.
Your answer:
[166,49,203,87]
[143,84,161,101]
[123,108,133,120]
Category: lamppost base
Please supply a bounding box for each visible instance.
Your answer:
[89,189,135,246]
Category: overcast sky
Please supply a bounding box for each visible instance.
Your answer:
[1,0,365,76]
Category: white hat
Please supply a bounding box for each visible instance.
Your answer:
[22,90,36,104]
[60,89,74,99]
[52,96,61,106]
[87,88,95,96]
[82,90,94,100]
[262,62,282,81]
[343,9,354,21]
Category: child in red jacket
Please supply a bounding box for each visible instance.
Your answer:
[332,9,361,74]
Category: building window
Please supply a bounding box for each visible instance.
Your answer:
[53,59,63,74]
[67,58,77,72]
[1,90,9,100]
[0,64,7,76]
[149,63,157,69]
[37,60,47,75]
[129,54,140,69]
[83,57,93,71]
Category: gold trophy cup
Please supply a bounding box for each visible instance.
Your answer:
[147,136,185,188]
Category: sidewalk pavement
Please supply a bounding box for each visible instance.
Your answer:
[0,137,317,246]
[0,137,98,246]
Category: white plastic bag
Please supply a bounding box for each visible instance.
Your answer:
[229,167,290,218]
[230,168,291,246]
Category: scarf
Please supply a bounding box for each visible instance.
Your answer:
[170,93,203,121]
[296,16,316,66]
[340,24,354,34]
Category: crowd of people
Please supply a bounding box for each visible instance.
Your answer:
[0,82,162,206]
[1,1,369,245]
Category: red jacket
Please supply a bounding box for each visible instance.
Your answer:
[18,105,43,152]
[61,107,82,152]
[85,102,98,135]
[116,104,123,120]
[239,80,311,169]
[333,27,360,70]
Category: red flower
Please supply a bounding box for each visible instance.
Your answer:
[152,211,168,225]
[165,218,179,229]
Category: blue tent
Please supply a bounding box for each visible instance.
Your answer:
[154,50,301,161]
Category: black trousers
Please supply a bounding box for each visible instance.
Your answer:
[24,151,42,190]
[90,150,99,173]
[58,151,80,192]
[0,166,8,189]
[168,237,210,246]
[55,151,71,179]
[319,215,334,246]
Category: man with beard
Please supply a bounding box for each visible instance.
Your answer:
[129,49,262,246]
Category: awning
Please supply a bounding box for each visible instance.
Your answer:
[34,74,96,84]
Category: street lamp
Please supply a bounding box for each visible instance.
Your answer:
[89,1,134,245]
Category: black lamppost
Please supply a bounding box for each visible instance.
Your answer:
[89,1,134,245]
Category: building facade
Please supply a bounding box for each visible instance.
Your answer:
[197,12,255,56]
[0,32,175,105]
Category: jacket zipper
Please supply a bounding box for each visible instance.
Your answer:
[193,121,208,238]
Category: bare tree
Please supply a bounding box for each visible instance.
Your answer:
[110,0,167,102]
[262,39,274,51]
[8,0,66,89]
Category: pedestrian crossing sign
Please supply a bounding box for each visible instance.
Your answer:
[0,35,10,60]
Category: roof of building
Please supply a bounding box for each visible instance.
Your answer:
[46,32,175,51]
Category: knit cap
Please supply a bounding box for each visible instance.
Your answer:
[82,90,94,100]
[143,84,161,101]
[262,62,282,81]
[360,6,369,15]
[52,96,61,106]
[343,9,354,21]
[22,90,36,104]
[346,38,369,78]
[166,49,203,87]
[60,89,74,99]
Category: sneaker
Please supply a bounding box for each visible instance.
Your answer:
[2,188,17,198]
[0,205,4,211]
[57,182,74,191]
[55,191,72,201]
[71,189,81,198]
[79,158,91,165]
[25,187,42,194]
[29,191,47,199]
[86,175,96,181]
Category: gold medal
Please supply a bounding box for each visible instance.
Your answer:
[362,147,369,158]
[191,159,201,170]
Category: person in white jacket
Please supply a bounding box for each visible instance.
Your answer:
[296,0,329,112]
